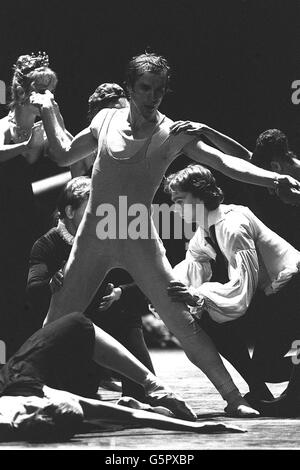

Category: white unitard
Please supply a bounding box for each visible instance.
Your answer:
[45,108,239,400]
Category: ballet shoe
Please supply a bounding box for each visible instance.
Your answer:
[225,403,260,418]
[116,396,174,418]
[146,392,197,421]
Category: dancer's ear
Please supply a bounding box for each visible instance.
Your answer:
[16,85,26,102]
[64,205,74,220]
[270,161,282,173]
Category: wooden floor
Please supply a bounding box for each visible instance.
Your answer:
[1,349,299,450]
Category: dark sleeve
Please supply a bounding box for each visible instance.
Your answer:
[118,282,136,299]
[27,237,52,287]
[26,236,63,326]
[118,283,149,315]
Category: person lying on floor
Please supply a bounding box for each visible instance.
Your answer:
[0,386,245,443]
[0,313,244,442]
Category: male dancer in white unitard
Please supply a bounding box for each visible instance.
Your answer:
[31,53,299,417]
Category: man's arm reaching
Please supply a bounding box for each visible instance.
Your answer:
[183,138,300,191]
[170,120,252,160]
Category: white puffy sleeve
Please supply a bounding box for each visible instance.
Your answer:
[89,109,110,140]
[173,228,214,288]
[196,220,259,323]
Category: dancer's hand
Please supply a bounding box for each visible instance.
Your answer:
[275,177,300,206]
[276,174,300,190]
[23,128,39,152]
[170,120,208,136]
[98,284,122,311]
[49,268,64,294]
[167,281,202,307]
[29,89,55,111]
[24,122,46,153]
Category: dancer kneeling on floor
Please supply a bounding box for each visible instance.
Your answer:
[165,164,300,416]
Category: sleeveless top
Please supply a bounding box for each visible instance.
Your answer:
[88,108,196,214]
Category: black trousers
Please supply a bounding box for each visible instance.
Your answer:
[251,271,300,382]
[199,271,300,384]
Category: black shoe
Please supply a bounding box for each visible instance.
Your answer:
[258,395,300,418]
[243,390,274,411]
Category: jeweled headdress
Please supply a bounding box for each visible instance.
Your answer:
[13,51,49,76]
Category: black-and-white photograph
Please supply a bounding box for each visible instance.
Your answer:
[0,0,300,452]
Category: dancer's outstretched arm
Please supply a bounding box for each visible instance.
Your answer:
[80,397,245,434]
[183,138,300,191]
[170,120,252,160]
[43,387,244,434]
[171,121,300,204]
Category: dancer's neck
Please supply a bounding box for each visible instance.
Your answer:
[128,101,160,135]
[11,105,38,128]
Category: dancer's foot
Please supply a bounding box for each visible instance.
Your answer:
[224,389,260,417]
[147,393,197,421]
[117,396,174,417]
[143,374,197,421]
[145,383,197,421]
[225,403,260,418]
[225,394,260,418]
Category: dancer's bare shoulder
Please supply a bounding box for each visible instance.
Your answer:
[0,115,11,142]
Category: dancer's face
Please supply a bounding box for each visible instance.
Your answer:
[71,199,88,231]
[31,74,57,94]
[21,72,57,112]
[64,198,89,236]
[129,72,167,120]
[0,395,50,429]
[171,189,205,224]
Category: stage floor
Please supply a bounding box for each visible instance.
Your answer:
[1,349,299,450]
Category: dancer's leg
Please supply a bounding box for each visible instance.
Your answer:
[124,239,259,416]
[117,326,155,400]
[92,323,197,421]
[95,308,155,400]
[252,276,300,382]
[200,313,273,400]
[251,303,293,382]
[241,274,300,417]
[44,230,112,325]
[93,324,156,385]
[250,363,300,417]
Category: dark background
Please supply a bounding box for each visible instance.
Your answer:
[0,0,299,262]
